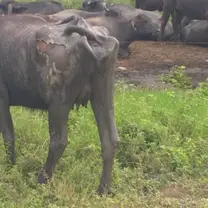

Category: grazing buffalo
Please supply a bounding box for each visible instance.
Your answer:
[0,0,64,15]
[82,0,106,12]
[160,0,208,40]
[0,14,119,195]
[180,20,208,45]
[135,0,163,11]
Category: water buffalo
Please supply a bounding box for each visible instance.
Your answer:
[82,0,106,12]
[0,0,64,15]
[135,0,163,11]
[180,20,208,45]
[47,5,173,57]
[86,10,173,57]
[0,14,119,195]
[160,0,208,40]
[103,4,173,40]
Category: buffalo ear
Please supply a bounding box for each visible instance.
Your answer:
[130,13,147,31]
[104,5,119,17]
[36,40,49,53]
[130,19,137,31]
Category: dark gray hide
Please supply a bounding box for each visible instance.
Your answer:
[82,0,106,12]
[103,4,173,54]
[160,0,208,40]
[0,14,119,195]
[135,9,173,40]
[86,8,173,57]
[0,0,64,15]
[181,16,191,28]
[135,0,163,11]
[85,15,136,57]
[47,4,173,57]
[46,9,106,22]
[180,20,208,46]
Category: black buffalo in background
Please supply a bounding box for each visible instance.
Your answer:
[0,0,64,15]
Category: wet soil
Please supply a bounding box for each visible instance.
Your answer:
[115,41,208,89]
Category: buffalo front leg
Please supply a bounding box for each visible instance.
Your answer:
[38,104,69,184]
[0,98,16,165]
[90,67,120,196]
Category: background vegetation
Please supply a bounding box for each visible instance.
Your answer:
[0,0,208,207]
[62,0,135,9]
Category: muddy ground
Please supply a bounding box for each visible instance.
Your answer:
[115,41,208,89]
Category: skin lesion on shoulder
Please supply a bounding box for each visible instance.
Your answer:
[36,41,64,88]
[47,62,63,86]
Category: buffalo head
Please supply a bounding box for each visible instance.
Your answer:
[130,12,161,40]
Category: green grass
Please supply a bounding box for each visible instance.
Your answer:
[1,0,207,207]
[0,82,207,207]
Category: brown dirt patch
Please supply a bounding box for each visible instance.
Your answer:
[154,182,208,208]
[160,183,191,199]
[115,41,208,89]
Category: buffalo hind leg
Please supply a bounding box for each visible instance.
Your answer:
[38,104,69,184]
[181,16,191,28]
[0,98,16,165]
[172,10,183,41]
[118,47,131,58]
[159,12,171,41]
[159,0,175,41]
[205,10,208,20]
[91,65,120,196]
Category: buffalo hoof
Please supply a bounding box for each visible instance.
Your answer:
[37,171,50,184]
[9,155,16,165]
[118,47,131,59]
[157,34,165,41]
[173,38,181,42]
[172,34,181,42]
[97,185,115,197]
[12,158,16,165]
[5,154,16,167]
[118,51,131,59]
